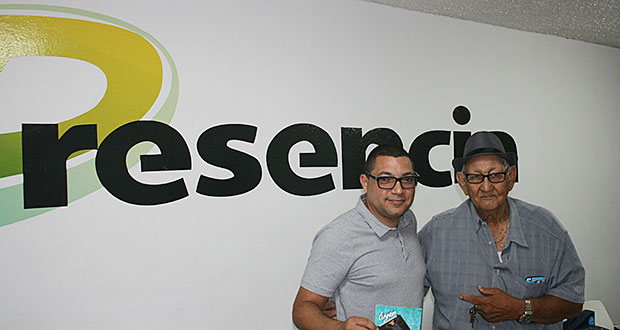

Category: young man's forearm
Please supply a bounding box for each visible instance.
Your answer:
[293,301,343,330]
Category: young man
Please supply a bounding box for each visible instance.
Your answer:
[293,145,426,330]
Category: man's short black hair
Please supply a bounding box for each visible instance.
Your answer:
[363,145,413,173]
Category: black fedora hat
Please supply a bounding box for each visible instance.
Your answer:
[452,131,517,171]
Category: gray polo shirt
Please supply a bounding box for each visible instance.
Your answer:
[419,197,585,329]
[300,194,426,322]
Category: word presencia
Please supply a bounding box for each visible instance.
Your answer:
[21,108,517,208]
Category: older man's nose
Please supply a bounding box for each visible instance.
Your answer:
[480,177,493,190]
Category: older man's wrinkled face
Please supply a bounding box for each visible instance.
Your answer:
[360,156,416,227]
[457,155,516,214]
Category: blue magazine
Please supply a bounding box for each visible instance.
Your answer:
[375,305,422,330]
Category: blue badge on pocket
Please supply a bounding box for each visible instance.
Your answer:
[525,276,546,284]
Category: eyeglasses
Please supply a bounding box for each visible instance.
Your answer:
[365,172,420,190]
[463,171,508,184]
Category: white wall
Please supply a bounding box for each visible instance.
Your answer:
[1,0,619,329]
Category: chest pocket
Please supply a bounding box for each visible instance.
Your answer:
[505,275,550,299]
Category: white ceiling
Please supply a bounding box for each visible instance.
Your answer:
[362,0,620,49]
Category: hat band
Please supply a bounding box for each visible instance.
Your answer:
[465,147,504,158]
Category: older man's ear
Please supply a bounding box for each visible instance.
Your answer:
[507,165,518,190]
[455,172,469,196]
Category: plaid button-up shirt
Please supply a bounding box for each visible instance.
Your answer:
[419,197,584,329]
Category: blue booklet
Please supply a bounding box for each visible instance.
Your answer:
[375,305,422,330]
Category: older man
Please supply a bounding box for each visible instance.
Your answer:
[418,131,585,329]
[293,145,426,330]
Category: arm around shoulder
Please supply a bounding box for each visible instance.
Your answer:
[292,287,378,330]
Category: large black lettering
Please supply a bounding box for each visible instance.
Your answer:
[95,121,190,205]
[22,123,98,208]
[266,123,337,196]
[452,131,471,180]
[410,130,451,188]
[341,127,403,189]
[196,124,261,197]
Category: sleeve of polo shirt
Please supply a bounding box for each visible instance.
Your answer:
[300,226,354,298]
[547,230,585,304]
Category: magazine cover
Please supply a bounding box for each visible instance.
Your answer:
[375,305,422,330]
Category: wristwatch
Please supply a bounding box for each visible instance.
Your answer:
[518,299,533,324]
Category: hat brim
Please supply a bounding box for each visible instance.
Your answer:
[452,152,517,172]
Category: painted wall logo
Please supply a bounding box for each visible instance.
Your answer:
[0,6,518,228]
[0,5,179,226]
[17,105,518,210]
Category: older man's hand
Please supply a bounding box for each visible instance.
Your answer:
[459,285,524,323]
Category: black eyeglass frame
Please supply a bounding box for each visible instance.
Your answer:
[364,172,420,190]
[463,171,508,184]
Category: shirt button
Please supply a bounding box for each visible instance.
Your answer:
[488,241,492,245]
[496,269,500,275]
